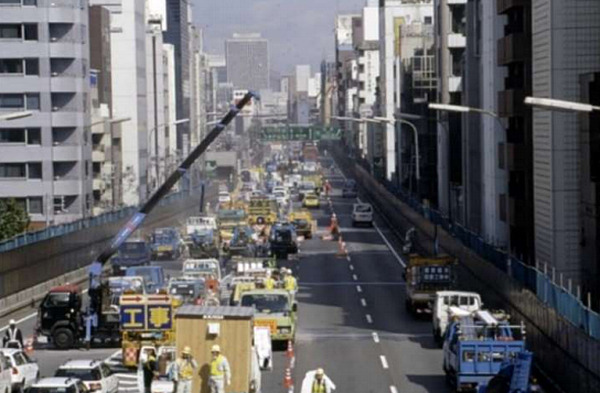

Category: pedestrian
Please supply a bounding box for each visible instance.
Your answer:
[173,346,198,393]
[142,349,157,393]
[282,269,298,292]
[300,368,336,393]
[3,319,23,349]
[208,345,231,393]
[264,273,276,290]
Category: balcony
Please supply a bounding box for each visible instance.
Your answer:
[497,33,529,66]
[497,0,528,15]
[507,143,527,170]
[448,33,466,49]
[498,89,525,117]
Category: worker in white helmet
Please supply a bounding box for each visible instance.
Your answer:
[300,368,336,393]
[209,344,231,393]
[172,346,197,393]
[3,319,23,349]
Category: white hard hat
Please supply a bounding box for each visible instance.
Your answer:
[182,346,192,355]
[211,344,221,353]
[9,319,15,325]
[316,368,324,376]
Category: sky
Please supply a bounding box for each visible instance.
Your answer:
[194,0,366,75]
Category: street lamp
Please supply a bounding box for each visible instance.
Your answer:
[429,102,511,254]
[0,111,33,121]
[150,118,189,189]
[524,96,600,113]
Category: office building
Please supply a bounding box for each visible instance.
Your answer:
[0,0,92,227]
[225,33,269,91]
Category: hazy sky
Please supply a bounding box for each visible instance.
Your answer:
[194,0,366,75]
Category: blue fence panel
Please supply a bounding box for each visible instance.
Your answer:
[588,311,600,339]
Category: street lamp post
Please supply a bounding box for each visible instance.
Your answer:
[524,96,600,113]
[0,111,33,121]
[150,118,189,190]
[429,102,511,255]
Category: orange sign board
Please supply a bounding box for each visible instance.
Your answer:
[254,319,277,334]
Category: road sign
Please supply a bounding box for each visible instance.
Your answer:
[259,126,341,142]
[119,295,173,331]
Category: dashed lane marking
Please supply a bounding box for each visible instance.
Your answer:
[372,332,380,343]
[352,274,358,281]
[390,386,398,393]
[349,264,354,271]
[380,355,389,369]
[302,282,404,287]
[361,298,367,307]
[356,285,363,293]
[366,314,373,324]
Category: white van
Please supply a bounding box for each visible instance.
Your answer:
[432,291,482,343]
[0,353,12,393]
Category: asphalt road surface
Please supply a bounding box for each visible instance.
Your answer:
[2,161,450,393]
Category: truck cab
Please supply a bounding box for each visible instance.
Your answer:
[110,239,151,275]
[404,254,457,314]
[433,291,482,343]
[37,285,82,349]
[240,289,297,343]
[150,227,183,260]
[443,310,526,392]
[269,223,298,259]
[125,266,166,294]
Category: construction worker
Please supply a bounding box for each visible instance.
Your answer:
[3,319,23,349]
[173,346,198,393]
[282,268,298,292]
[142,350,157,393]
[209,345,231,393]
[264,273,276,290]
[330,214,339,237]
[324,180,332,197]
[300,368,336,393]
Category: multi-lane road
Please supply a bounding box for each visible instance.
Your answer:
[1,160,450,393]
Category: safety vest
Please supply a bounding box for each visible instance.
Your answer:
[284,276,297,291]
[265,278,275,290]
[210,355,225,377]
[7,328,19,341]
[177,359,195,380]
[312,380,326,393]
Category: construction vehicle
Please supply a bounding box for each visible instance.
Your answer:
[443,309,527,392]
[185,216,219,258]
[247,196,277,225]
[35,284,121,349]
[433,291,482,344]
[217,208,246,245]
[120,293,176,368]
[269,222,298,259]
[110,238,152,275]
[149,227,184,260]
[167,277,206,306]
[226,225,256,256]
[404,254,457,314]
[288,210,314,239]
[239,289,297,344]
[477,351,541,393]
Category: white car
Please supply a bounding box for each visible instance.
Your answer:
[55,360,117,393]
[273,190,289,206]
[352,203,374,226]
[0,349,39,393]
[29,378,89,393]
[218,191,231,204]
[0,353,12,393]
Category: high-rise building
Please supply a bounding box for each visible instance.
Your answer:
[531,0,600,287]
[225,33,269,91]
[0,0,92,227]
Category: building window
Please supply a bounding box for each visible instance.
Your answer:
[27,162,42,179]
[498,142,505,169]
[23,23,37,40]
[0,24,21,39]
[0,59,23,74]
[0,94,23,108]
[424,16,432,25]
[28,196,42,214]
[0,163,26,178]
[27,128,40,144]
[0,128,41,144]
[499,193,507,222]
[25,93,39,109]
[25,58,38,75]
[0,0,36,5]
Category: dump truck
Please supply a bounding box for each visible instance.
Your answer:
[247,197,277,225]
[110,238,152,275]
[239,289,297,344]
[185,216,219,258]
[217,209,247,245]
[175,305,261,393]
[288,210,314,239]
[120,293,176,368]
[404,254,457,314]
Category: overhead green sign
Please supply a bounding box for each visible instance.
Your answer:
[260,126,342,142]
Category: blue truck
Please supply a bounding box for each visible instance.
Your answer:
[111,238,152,275]
[150,227,183,260]
[477,351,541,393]
[443,310,527,392]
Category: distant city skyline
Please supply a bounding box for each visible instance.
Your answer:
[194,0,365,74]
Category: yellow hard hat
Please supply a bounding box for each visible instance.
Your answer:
[182,346,192,355]
[211,344,221,353]
[316,368,324,376]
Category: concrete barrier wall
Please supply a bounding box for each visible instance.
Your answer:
[0,187,215,301]
[333,151,599,393]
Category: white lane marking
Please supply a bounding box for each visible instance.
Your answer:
[373,221,406,268]
[356,285,362,293]
[349,264,354,271]
[390,386,398,393]
[380,355,389,369]
[346,255,351,262]
[360,298,367,307]
[372,332,380,343]
[366,314,373,324]
[352,274,358,281]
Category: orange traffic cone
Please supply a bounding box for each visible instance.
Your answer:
[336,236,347,258]
[286,340,295,359]
[284,367,293,389]
[24,338,34,354]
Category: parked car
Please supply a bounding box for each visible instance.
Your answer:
[0,353,13,393]
[351,203,373,226]
[0,349,39,393]
[29,378,89,393]
[55,360,117,393]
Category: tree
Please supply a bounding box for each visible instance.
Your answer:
[0,198,30,241]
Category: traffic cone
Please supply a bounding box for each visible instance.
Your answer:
[24,338,34,354]
[286,340,295,359]
[336,236,347,257]
[283,367,293,389]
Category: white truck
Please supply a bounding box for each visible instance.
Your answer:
[432,291,482,344]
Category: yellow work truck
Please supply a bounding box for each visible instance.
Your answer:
[404,254,457,315]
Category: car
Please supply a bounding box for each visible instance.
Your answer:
[150,227,184,260]
[29,378,89,393]
[273,190,289,206]
[351,203,373,226]
[218,191,231,204]
[302,193,320,208]
[55,360,117,393]
[269,223,298,259]
[0,353,12,393]
[342,180,358,198]
[1,348,39,393]
[125,266,166,294]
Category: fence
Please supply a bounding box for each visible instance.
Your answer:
[353,158,600,340]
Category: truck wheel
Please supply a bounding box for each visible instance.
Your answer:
[53,328,75,349]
